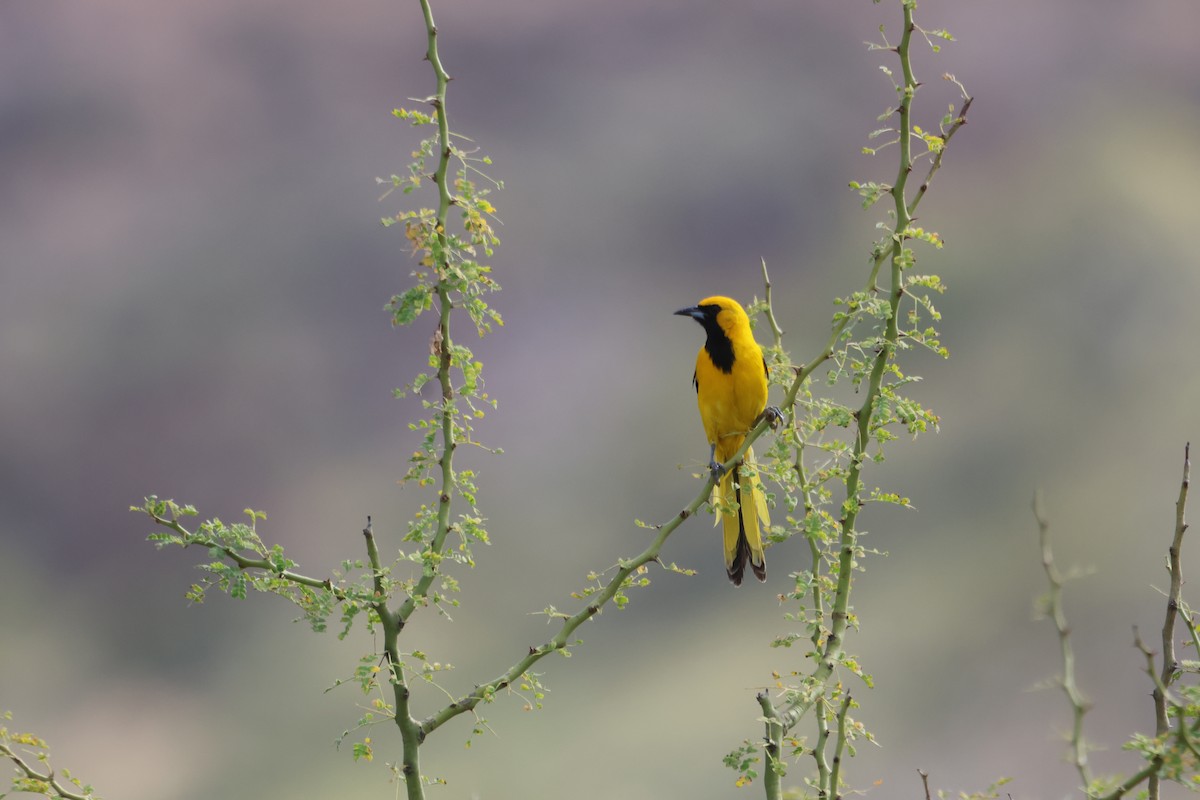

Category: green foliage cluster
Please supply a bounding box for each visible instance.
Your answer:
[719,3,970,796]
[1,713,98,800]
[135,1,519,794]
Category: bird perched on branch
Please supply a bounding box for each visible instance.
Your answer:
[675,296,772,585]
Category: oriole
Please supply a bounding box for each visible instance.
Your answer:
[675,296,771,585]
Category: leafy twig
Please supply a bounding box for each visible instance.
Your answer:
[1,714,99,800]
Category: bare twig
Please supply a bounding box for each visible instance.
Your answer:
[918,768,932,800]
[1148,443,1191,800]
[1134,627,1169,800]
[1160,443,1191,707]
[1092,445,1193,800]
[1033,491,1092,790]
[760,259,785,346]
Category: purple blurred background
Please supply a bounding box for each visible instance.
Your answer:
[3,0,1200,797]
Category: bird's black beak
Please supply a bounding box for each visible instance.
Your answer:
[674,305,704,322]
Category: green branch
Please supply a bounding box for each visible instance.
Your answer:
[828,692,853,795]
[145,509,342,595]
[419,415,779,736]
[758,692,784,799]
[909,93,972,217]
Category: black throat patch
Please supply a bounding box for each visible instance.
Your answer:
[700,307,735,373]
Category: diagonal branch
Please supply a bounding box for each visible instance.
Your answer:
[0,739,97,800]
[420,409,784,737]
[909,94,972,217]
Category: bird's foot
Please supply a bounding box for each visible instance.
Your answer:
[758,406,784,430]
[708,460,727,483]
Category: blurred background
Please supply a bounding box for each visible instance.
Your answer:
[3,0,1199,797]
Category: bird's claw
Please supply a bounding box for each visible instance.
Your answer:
[758,406,784,430]
[708,460,727,483]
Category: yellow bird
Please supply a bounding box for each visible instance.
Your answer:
[675,296,771,585]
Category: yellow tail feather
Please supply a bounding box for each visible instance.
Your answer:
[713,447,769,585]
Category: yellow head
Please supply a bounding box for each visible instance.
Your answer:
[673,295,752,336]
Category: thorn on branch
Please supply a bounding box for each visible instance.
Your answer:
[1133,625,1154,656]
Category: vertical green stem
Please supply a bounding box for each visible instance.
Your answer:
[365,517,425,800]
[410,0,458,609]
[419,0,454,228]
[812,695,832,796]
[390,2,458,797]
[829,0,914,694]
[890,2,917,235]
[778,0,917,735]
[391,619,425,800]
[758,692,783,800]
[828,693,852,795]
[826,0,914,689]
[395,0,459,620]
